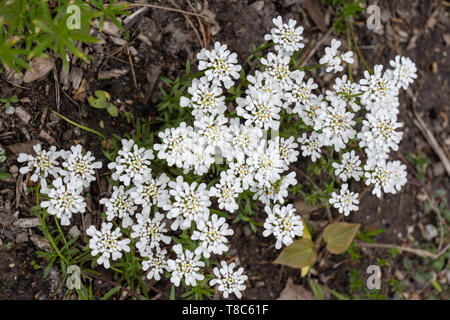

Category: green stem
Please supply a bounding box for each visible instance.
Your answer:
[349,22,372,74]
[54,215,67,246]
[111,266,123,274]
[51,109,107,140]
[36,183,70,265]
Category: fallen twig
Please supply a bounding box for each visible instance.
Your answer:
[299,28,334,68]
[407,88,450,178]
[358,242,450,260]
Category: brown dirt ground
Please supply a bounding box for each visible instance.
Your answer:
[0,0,448,299]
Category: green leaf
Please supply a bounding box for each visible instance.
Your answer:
[431,279,442,293]
[170,285,175,300]
[107,104,118,117]
[273,238,317,269]
[308,279,323,300]
[323,222,361,254]
[101,286,121,300]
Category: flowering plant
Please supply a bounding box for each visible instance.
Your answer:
[18,15,416,300]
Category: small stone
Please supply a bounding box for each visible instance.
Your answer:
[9,165,18,174]
[9,263,15,268]
[68,226,81,239]
[39,130,56,145]
[30,235,51,252]
[98,69,128,80]
[243,225,252,237]
[13,217,41,228]
[249,1,264,11]
[15,232,29,243]
[395,270,405,281]
[14,106,32,124]
[109,36,127,46]
[23,57,55,83]
[423,224,438,241]
[432,162,445,177]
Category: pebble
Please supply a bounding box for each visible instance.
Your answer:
[68,226,81,239]
[23,57,55,83]
[243,225,252,237]
[15,232,29,243]
[432,162,445,177]
[9,165,18,174]
[14,106,32,124]
[424,224,438,241]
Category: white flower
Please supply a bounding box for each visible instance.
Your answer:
[315,102,356,152]
[359,64,398,104]
[142,247,168,281]
[17,144,60,188]
[108,139,154,186]
[209,261,248,299]
[278,136,299,169]
[389,55,417,90]
[40,177,86,226]
[99,185,137,228]
[248,139,284,188]
[185,141,216,176]
[153,122,193,168]
[60,144,102,188]
[86,222,130,269]
[180,77,227,118]
[252,171,297,205]
[129,173,170,213]
[263,204,303,249]
[261,51,293,89]
[329,184,359,216]
[131,211,171,256]
[264,15,305,54]
[296,95,327,126]
[364,160,407,198]
[319,39,354,73]
[246,71,282,99]
[297,132,323,162]
[358,110,403,154]
[236,91,281,131]
[287,71,318,113]
[327,75,361,111]
[197,42,242,89]
[332,151,363,182]
[166,176,211,230]
[209,171,243,213]
[227,160,256,191]
[194,114,229,149]
[167,244,205,287]
[0,146,6,163]
[226,118,262,160]
[192,213,234,258]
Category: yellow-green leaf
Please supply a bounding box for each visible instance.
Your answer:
[273,238,316,269]
[300,220,312,277]
[323,222,360,254]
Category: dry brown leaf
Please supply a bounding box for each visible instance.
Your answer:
[277,278,317,300]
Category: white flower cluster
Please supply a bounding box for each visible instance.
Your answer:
[16,15,417,300]
[17,144,102,225]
